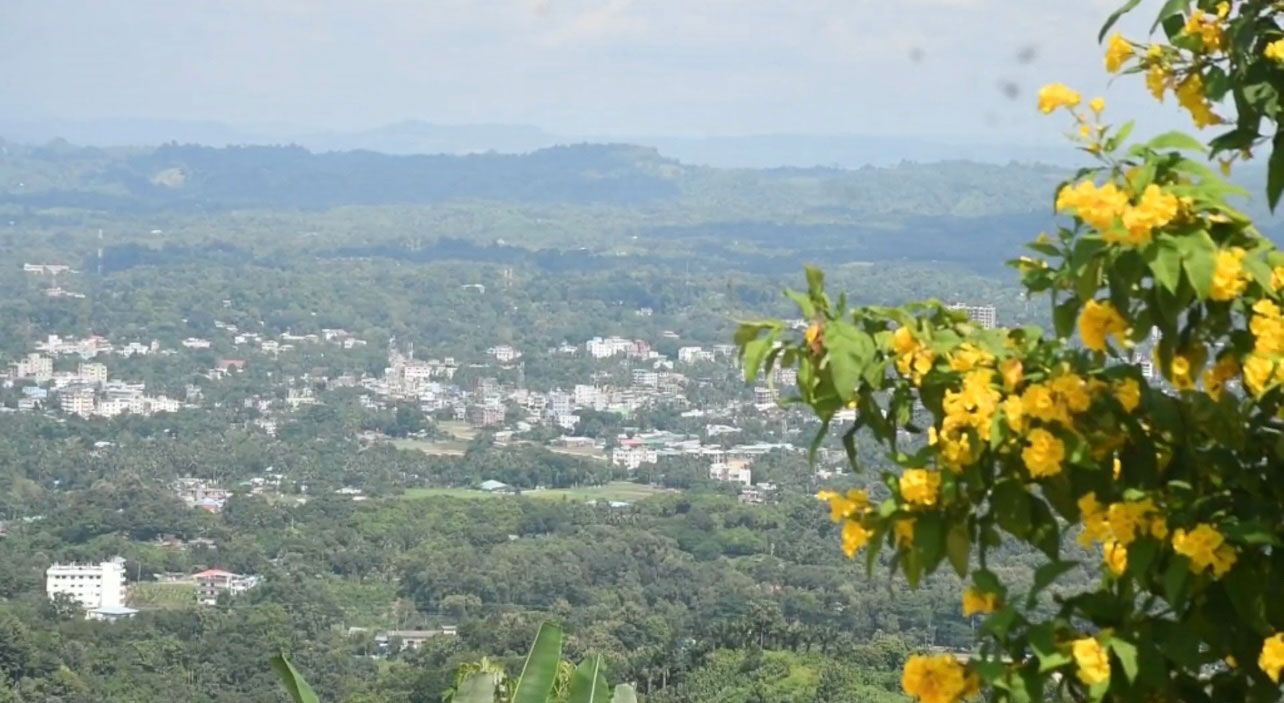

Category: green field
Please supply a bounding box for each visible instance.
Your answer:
[390,437,469,456]
[399,481,671,503]
[128,581,195,610]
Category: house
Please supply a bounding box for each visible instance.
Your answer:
[709,458,753,487]
[23,263,73,275]
[487,345,521,363]
[479,480,513,493]
[193,569,260,606]
[181,338,212,349]
[374,627,458,653]
[611,440,658,470]
[46,558,127,610]
[87,605,139,622]
[216,359,247,373]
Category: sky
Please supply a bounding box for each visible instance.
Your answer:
[0,0,1190,142]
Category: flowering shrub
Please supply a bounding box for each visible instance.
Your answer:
[736,2,1284,701]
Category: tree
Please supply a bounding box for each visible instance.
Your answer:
[737,3,1284,701]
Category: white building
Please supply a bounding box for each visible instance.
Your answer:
[60,387,96,417]
[678,347,715,364]
[632,369,659,388]
[46,558,127,610]
[949,303,997,329]
[12,353,53,382]
[710,459,753,487]
[194,569,260,606]
[78,362,108,385]
[487,345,522,363]
[181,338,212,349]
[586,336,632,359]
[611,441,658,470]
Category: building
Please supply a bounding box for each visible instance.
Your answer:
[374,627,458,653]
[46,558,127,610]
[678,347,715,364]
[949,304,997,329]
[467,403,506,428]
[709,459,753,487]
[59,387,96,417]
[487,345,521,363]
[181,338,212,349]
[586,336,632,359]
[23,263,73,275]
[611,440,658,470]
[12,353,53,382]
[87,605,139,622]
[194,569,260,606]
[632,369,659,388]
[78,362,108,385]
[753,386,779,407]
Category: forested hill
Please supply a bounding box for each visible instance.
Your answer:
[0,139,1069,215]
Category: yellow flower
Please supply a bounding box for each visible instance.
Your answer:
[1078,493,1112,547]
[949,343,995,372]
[804,322,823,351]
[961,587,999,617]
[1089,97,1106,114]
[902,654,977,703]
[1072,637,1111,686]
[1117,184,1179,246]
[1078,299,1128,352]
[999,358,1023,391]
[892,326,918,354]
[1210,247,1248,301]
[900,469,942,509]
[1112,378,1141,412]
[1166,349,1199,391]
[817,489,870,522]
[1203,355,1240,400]
[1146,65,1170,102]
[1176,72,1221,128]
[1038,83,1081,114]
[1107,499,1158,545]
[1050,373,1092,413]
[1267,40,1284,65]
[1105,33,1133,73]
[1104,541,1128,576]
[1112,456,1122,479]
[1271,265,1284,291]
[1260,634,1284,683]
[1022,428,1065,478]
[1002,394,1025,433]
[894,518,916,546]
[1244,354,1284,396]
[1022,383,1069,425]
[841,520,872,558]
[1172,523,1237,578]
[1056,180,1128,232]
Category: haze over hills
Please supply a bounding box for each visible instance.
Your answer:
[0,117,1074,168]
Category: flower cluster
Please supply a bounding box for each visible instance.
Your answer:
[1209,247,1248,301]
[1245,299,1284,395]
[1079,493,1168,547]
[1077,300,1129,352]
[1055,180,1179,248]
[900,469,942,509]
[1072,637,1111,686]
[1261,634,1284,683]
[893,326,934,386]
[1182,2,1229,53]
[901,654,979,703]
[1171,523,1237,578]
[817,489,873,558]
[1037,83,1081,114]
[961,587,999,617]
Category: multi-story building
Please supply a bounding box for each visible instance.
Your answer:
[487,345,521,363]
[78,362,108,385]
[678,347,716,364]
[12,353,54,382]
[586,336,632,359]
[59,387,96,417]
[632,369,659,388]
[46,558,127,609]
[467,403,506,428]
[194,569,260,606]
[709,459,753,487]
[948,303,998,329]
[611,440,658,470]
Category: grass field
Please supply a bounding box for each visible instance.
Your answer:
[128,581,195,610]
[390,437,469,456]
[399,481,671,503]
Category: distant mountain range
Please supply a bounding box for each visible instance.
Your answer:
[0,117,1075,168]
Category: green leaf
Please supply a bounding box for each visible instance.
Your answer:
[1098,0,1142,41]
[1177,230,1218,300]
[946,522,970,578]
[271,655,321,703]
[1145,131,1207,154]
[805,265,825,298]
[783,289,815,318]
[1108,638,1140,682]
[1268,129,1284,211]
[1146,239,1182,292]
[512,622,565,703]
[824,320,874,401]
[1163,558,1190,608]
[611,685,638,703]
[455,672,502,703]
[741,331,777,384]
[1150,0,1188,35]
[568,656,612,703]
[1053,298,1081,339]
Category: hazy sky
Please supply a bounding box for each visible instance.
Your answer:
[1,0,1188,140]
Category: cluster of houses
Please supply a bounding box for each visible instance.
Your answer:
[44,558,261,621]
[4,337,184,417]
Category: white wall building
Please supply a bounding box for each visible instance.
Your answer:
[46,558,127,609]
[586,336,632,359]
[948,303,997,329]
[611,442,658,470]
